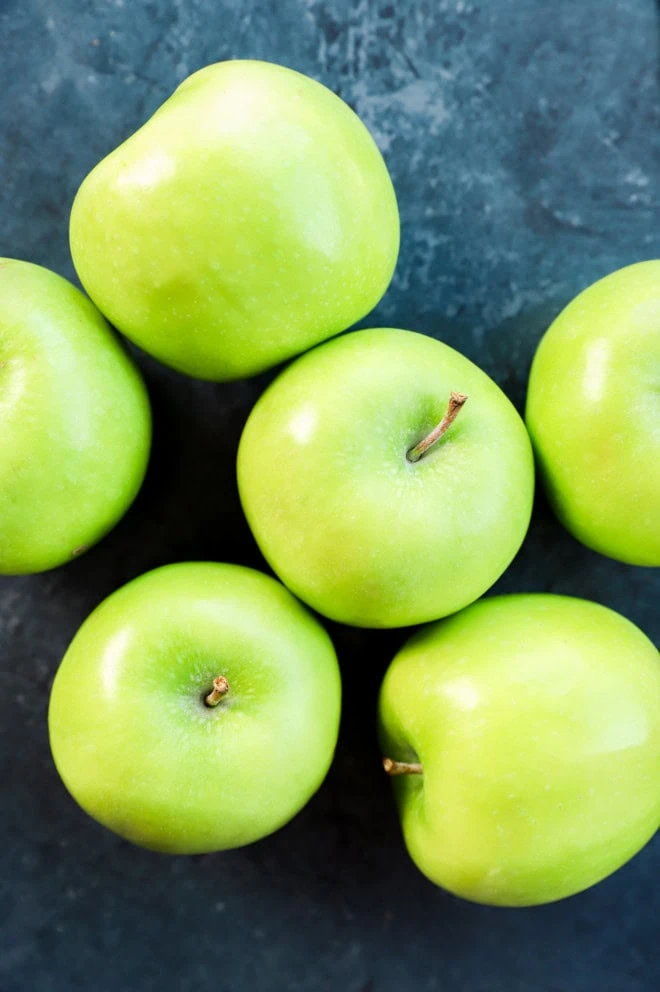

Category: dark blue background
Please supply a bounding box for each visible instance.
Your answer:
[1,1,659,989]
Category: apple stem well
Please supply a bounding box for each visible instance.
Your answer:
[205,675,230,708]
[382,757,423,776]
[407,392,468,463]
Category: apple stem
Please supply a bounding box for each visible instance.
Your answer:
[382,757,423,776]
[205,675,229,708]
[407,392,468,463]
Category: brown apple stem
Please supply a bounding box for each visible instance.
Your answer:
[407,391,468,463]
[205,675,229,707]
[383,757,423,776]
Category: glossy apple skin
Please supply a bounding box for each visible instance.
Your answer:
[238,328,534,628]
[70,60,399,381]
[379,594,660,907]
[49,563,341,853]
[0,259,151,575]
[526,261,660,565]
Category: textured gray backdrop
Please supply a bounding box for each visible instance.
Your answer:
[1,1,659,990]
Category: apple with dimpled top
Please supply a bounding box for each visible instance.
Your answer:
[49,562,341,853]
[238,328,534,628]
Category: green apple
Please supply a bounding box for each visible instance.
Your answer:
[69,59,399,381]
[0,259,150,575]
[379,593,660,907]
[238,328,534,628]
[49,562,341,853]
[526,261,660,565]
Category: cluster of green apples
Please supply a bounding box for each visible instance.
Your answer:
[2,60,658,908]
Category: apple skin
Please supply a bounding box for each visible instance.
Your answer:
[525,261,660,566]
[48,562,341,854]
[0,259,151,575]
[379,594,660,907]
[69,60,399,381]
[237,328,534,628]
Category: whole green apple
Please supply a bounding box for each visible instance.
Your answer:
[70,59,399,381]
[379,594,660,906]
[49,562,341,853]
[526,261,660,565]
[0,259,150,575]
[238,328,534,628]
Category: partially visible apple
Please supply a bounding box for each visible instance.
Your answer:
[70,60,399,381]
[49,562,341,853]
[526,261,660,565]
[379,594,660,907]
[0,259,151,574]
[238,328,534,628]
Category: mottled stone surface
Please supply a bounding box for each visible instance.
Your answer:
[0,1,659,989]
